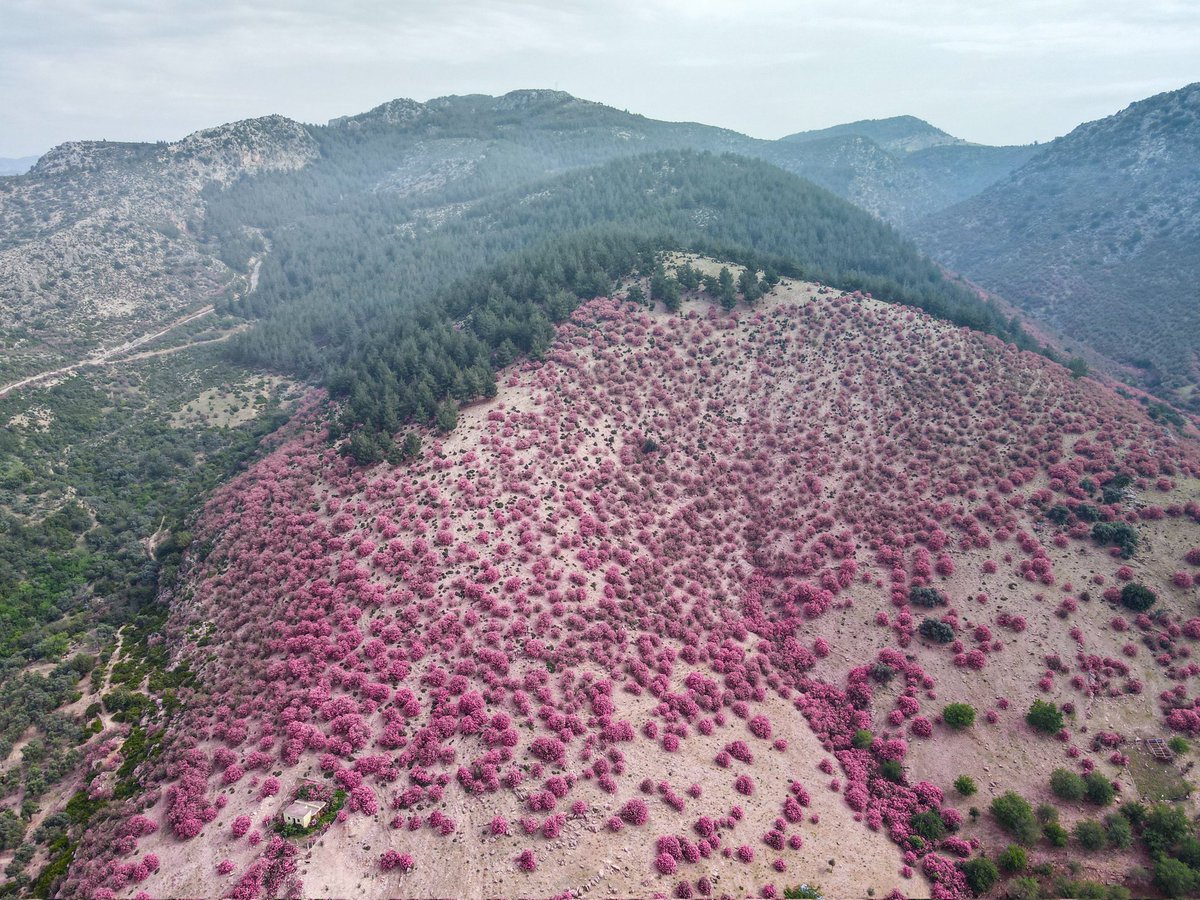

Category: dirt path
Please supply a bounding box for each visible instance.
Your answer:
[0,304,216,399]
[115,322,249,364]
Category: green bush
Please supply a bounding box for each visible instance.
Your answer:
[1153,857,1200,896]
[1104,813,1133,849]
[1118,801,1147,829]
[991,792,1040,845]
[1119,582,1156,612]
[1168,736,1190,755]
[911,809,947,841]
[1043,821,1069,847]
[1050,768,1085,801]
[919,618,955,643]
[960,857,999,896]
[1026,699,1064,734]
[1074,819,1106,850]
[1176,834,1200,869]
[955,775,978,797]
[852,729,874,749]
[943,703,977,730]
[879,759,905,783]
[1083,772,1115,806]
[1036,803,1059,823]
[909,586,944,607]
[1004,876,1040,900]
[997,845,1027,874]
[1092,522,1139,558]
[1142,803,1191,857]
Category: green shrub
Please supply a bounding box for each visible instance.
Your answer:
[1176,834,1200,869]
[1153,857,1200,896]
[911,809,947,841]
[998,845,1027,874]
[1074,819,1107,850]
[1043,821,1069,847]
[1026,699,1064,734]
[955,775,978,797]
[1142,803,1191,857]
[1092,522,1139,558]
[852,729,874,749]
[943,703,977,730]
[1119,582,1156,612]
[782,886,822,900]
[879,758,905,783]
[1083,772,1115,806]
[960,857,999,896]
[1050,768,1086,801]
[1118,801,1148,829]
[919,618,955,643]
[1104,813,1133,849]
[1168,736,1190,755]
[1004,876,1040,900]
[991,792,1040,845]
[909,586,944,607]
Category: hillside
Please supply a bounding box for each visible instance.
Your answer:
[0,117,316,383]
[0,90,1036,388]
[52,275,1200,900]
[916,83,1200,410]
[0,95,1038,895]
[6,86,1200,900]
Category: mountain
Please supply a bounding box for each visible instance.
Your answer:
[781,115,963,153]
[0,156,38,177]
[916,83,1200,409]
[0,116,316,383]
[0,89,1038,388]
[766,117,1036,224]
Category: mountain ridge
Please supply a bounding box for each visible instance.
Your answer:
[916,81,1200,409]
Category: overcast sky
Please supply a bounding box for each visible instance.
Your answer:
[1,0,1198,157]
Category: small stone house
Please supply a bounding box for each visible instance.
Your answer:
[282,799,326,828]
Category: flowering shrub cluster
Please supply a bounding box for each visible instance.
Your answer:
[63,291,1200,898]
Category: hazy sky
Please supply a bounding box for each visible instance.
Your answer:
[2,0,1198,157]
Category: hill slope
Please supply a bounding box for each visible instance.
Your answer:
[59,279,1200,900]
[916,83,1200,408]
[0,116,316,382]
[0,89,1037,390]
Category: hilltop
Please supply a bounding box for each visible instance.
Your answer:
[782,115,964,153]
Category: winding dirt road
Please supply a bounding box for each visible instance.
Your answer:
[0,304,217,399]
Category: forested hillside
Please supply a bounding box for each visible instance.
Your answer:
[917,82,1200,410]
[204,147,1032,448]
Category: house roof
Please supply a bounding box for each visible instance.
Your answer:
[283,799,326,817]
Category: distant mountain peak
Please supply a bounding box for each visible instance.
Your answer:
[329,97,427,129]
[782,115,963,153]
[489,88,577,110]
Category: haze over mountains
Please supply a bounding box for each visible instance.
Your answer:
[0,158,38,178]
